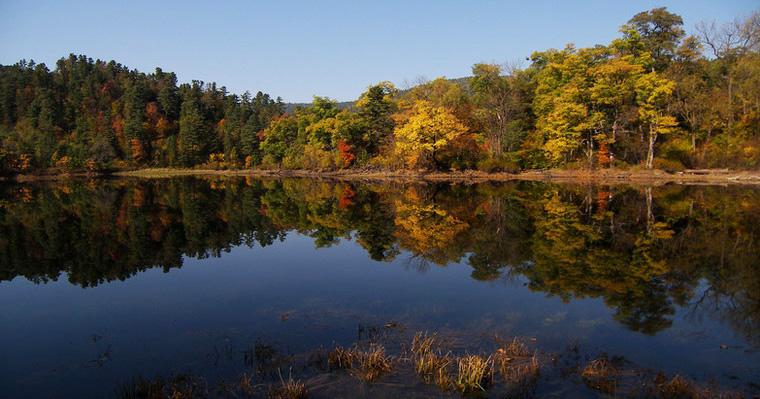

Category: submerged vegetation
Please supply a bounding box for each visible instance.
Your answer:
[113,330,748,398]
[327,344,392,382]
[2,8,760,177]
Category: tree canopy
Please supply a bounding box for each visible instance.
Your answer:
[2,8,759,175]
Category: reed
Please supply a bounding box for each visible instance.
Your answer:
[268,370,307,399]
[454,354,493,393]
[581,356,618,393]
[409,332,453,389]
[498,351,540,388]
[327,344,392,382]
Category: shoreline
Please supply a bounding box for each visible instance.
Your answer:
[5,167,760,184]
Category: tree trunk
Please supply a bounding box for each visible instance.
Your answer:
[646,128,657,169]
[587,132,594,169]
[491,133,502,157]
[645,187,653,234]
[611,119,618,162]
[728,73,733,136]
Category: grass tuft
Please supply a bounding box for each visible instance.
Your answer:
[498,351,540,388]
[455,354,493,393]
[581,355,619,393]
[268,370,307,399]
[497,337,530,358]
[116,374,207,399]
[410,332,453,389]
[327,344,392,382]
[327,346,355,370]
[238,373,255,396]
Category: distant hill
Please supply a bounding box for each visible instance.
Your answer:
[283,77,472,112]
[283,100,354,113]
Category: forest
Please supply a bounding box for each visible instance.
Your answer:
[1,8,759,175]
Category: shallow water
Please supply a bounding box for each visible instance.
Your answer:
[0,177,758,397]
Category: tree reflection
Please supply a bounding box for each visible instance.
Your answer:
[0,178,758,343]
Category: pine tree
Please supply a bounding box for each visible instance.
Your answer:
[178,92,205,166]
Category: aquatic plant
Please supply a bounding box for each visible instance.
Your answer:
[454,354,493,393]
[238,373,255,396]
[497,352,540,389]
[268,370,307,399]
[327,344,392,382]
[581,355,619,393]
[410,332,453,389]
[116,374,207,399]
[499,337,530,358]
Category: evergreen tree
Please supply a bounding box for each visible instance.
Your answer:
[178,90,205,166]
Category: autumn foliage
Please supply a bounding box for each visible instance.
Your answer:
[1,8,759,175]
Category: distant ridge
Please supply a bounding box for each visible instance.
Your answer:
[283,76,472,112]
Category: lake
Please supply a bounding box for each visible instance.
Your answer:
[1,177,758,398]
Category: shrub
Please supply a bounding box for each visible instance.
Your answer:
[369,149,406,171]
[203,152,229,170]
[516,149,550,170]
[337,140,355,167]
[477,155,521,173]
[259,154,279,169]
[703,135,760,169]
[300,144,336,170]
[652,158,685,173]
[659,137,693,168]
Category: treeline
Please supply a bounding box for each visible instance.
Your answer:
[1,8,759,174]
[0,57,285,172]
[1,178,758,341]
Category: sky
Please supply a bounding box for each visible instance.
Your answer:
[1,1,757,103]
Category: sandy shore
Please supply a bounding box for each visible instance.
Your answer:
[5,167,760,185]
[106,168,760,185]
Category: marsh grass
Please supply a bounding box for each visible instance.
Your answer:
[327,346,355,370]
[455,354,493,393]
[117,374,207,399]
[657,375,699,399]
[327,344,392,382]
[581,355,621,394]
[238,373,255,396]
[410,332,454,389]
[267,370,307,399]
[496,337,530,358]
[415,351,454,389]
[355,344,393,382]
[493,337,541,392]
[651,374,745,399]
[115,333,745,398]
[410,332,437,357]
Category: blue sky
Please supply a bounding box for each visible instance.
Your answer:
[1,1,757,102]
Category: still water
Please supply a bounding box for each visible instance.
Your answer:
[0,177,758,397]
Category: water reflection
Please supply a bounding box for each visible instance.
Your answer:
[1,177,758,346]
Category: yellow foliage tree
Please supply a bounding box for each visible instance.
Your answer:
[393,100,469,169]
[636,72,679,168]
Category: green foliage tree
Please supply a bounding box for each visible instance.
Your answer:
[471,63,530,155]
[355,81,397,155]
[178,87,206,166]
[623,7,685,71]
